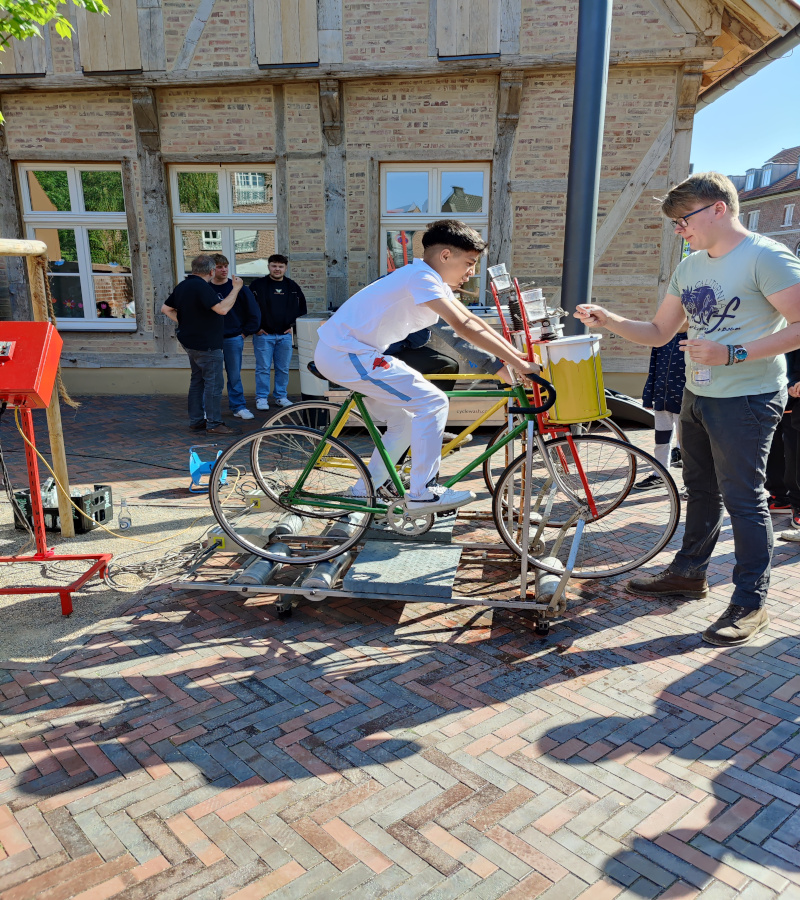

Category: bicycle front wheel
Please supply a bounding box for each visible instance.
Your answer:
[492,435,680,578]
[482,416,629,497]
[210,426,374,565]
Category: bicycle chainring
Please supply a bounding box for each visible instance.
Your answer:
[385,506,435,536]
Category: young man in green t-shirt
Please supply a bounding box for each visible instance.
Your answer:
[575,172,800,647]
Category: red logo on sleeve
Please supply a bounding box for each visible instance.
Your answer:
[372,357,391,370]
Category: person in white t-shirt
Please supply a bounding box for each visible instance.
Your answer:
[315,219,540,512]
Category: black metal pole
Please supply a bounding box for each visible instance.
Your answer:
[561,0,613,336]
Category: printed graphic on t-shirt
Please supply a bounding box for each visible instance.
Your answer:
[681,279,740,337]
[372,357,390,370]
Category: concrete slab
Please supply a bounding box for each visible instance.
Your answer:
[343,540,463,598]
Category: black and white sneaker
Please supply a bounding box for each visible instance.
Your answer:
[671,447,683,469]
[406,483,475,512]
[634,473,663,492]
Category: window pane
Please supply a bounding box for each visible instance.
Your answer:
[88,229,131,270]
[385,172,428,214]
[441,171,485,214]
[28,171,71,212]
[177,172,220,213]
[179,230,207,274]
[386,229,423,271]
[93,275,135,319]
[35,228,80,272]
[232,172,274,214]
[234,229,275,279]
[50,277,84,318]
[81,171,125,213]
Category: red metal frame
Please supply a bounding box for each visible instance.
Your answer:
[0,407,111,617]
[492,278,599,515]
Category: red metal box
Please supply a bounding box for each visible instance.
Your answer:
[0,322,63,409]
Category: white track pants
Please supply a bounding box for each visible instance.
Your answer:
[315,342,449,497]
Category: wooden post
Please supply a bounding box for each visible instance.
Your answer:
[0,240,77,539]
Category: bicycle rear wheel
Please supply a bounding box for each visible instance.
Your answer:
[210,426,374,565]
[492,435,679,578]
[482,416,629,497]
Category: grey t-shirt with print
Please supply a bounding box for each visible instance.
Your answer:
[668,232,800,398]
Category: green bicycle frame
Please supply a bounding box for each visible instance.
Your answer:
[285,383,535,515]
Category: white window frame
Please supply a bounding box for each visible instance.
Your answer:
[747,210,760,230]
[379,162,491,308]
[761,165,772,188]
[783,205,795,227]
[745,171,755,191]
[169,165,279,282]
[18,163,135,332]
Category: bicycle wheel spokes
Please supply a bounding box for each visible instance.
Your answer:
[210,427,374,565]
[492,436,679,578]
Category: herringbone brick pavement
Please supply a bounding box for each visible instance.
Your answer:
[1,398,800,898]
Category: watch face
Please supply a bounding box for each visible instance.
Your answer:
[734,347,747,361]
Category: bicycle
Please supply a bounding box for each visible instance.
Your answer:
[208,373,679,578]
[258,370,629,497]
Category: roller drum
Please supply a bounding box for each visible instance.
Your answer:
[238,542,291,585]
[274,514,305,536]
[301,551,353,598]
[534,557,564,603]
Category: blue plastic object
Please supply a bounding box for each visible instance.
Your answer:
[189,444,228,494]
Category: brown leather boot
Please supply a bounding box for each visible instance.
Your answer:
[626,569,709,600]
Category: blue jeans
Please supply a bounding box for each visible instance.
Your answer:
[184,346,224,429]
[672,388,785,609]
[253,333,292,401]
[223,335,246,412]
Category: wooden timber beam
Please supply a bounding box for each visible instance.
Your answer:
[320,79,347,310]
[489,70,523,270]
[0,46,724,93]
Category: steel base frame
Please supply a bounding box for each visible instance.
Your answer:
[1,407,112,617]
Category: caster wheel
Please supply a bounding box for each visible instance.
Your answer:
[276,607,293,619]
[534,620,550,636]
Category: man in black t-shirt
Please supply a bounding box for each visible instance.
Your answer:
[249,254,307,409]
[161,254,245,435]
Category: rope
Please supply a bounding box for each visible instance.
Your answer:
[33,255,79,410]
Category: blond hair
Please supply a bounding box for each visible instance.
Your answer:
[660,172,739,219]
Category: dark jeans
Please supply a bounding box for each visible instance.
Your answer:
[393,346,460,393]
[765,415,800,509]
[671,388,785,609]
[184,346,224,429]
[223,335,247,413]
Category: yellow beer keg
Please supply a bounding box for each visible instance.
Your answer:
[533,334,611,424]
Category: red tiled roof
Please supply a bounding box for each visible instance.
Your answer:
[739,173,800,202]
[766,146,800,165]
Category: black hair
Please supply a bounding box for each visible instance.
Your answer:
[268,254,289,265]
[421,219,487,253]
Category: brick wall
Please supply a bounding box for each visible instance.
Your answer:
[157,85,275,155]
[285,84,322,153]
[345,76,496,153]
[740,190,800,256]
[2,91,135,156]
[343,0,430,63]
[189,0,252,69]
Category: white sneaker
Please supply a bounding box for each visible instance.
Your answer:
[405,483,475,512]
[256,398,270,411]
[275,398,293,408]
[233,408,255,420]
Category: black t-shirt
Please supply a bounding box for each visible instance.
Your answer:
[165,275,224,351]
[250,275,307,334]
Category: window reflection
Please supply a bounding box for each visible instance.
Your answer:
[81,171,126,213]
[232,172,273,214]
[178,172,220,213]
[385,172,428,215]
[28,171,71,212]
[234,229,275,280]
[386,229,422,271]
[440,171,484,214]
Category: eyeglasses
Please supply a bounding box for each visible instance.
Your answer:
[670,203,717,230]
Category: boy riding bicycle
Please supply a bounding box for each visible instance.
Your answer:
[314,219,540,513]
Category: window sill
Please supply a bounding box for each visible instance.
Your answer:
[56,321,138,332]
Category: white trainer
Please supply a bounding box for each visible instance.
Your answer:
[275,398,293,408]
[405,483,475,512]
[233,408,255,420]
[256,398,270,411]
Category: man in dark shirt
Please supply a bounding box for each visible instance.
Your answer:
[250,253,307,409]
[161,254,244,435]
[210,254,260,421]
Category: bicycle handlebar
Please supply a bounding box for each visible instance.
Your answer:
[510,372,557,415]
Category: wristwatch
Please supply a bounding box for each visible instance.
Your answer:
[726,344,748,365]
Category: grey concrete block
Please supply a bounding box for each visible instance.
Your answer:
[344,542,462,598]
